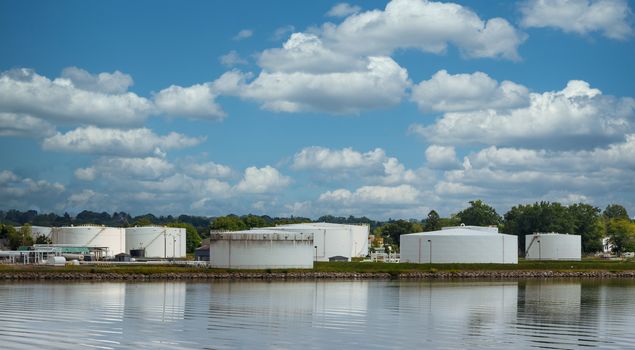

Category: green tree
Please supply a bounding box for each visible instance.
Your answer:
[423,210,442,231]
[8,224,34,250]
[603,204,630,220]
[242,214,268,229]
[503,202,575,252]
[376,220,423,245]
[210,215,248,231]
[606,219,635,254]
[456,200,501,226]
[569,203,604,253]
[0,224,17,240]
[167,222,202,254]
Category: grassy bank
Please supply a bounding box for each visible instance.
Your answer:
[1,259,635,276]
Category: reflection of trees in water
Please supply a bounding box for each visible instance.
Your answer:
[516,280,602,348]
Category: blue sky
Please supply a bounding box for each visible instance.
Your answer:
[1,0,634,219]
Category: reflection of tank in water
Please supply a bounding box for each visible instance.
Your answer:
[124,282,186,322]
[518,281,582,323]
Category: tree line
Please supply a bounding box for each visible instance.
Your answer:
[1,200,633,255]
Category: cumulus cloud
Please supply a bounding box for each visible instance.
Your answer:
[0,170,65,211]
[60,66,133,94]
[0,113,56,138]
[292,146,385,170]
[412,80,634,149]
[154,83,225,120]
[79,157,175,181]
[233,29,253,40]
[272,25,295,41]
[235,166,291,193]
[220,56,409,113]
[258,33,365,74]
[321,0,525,60]
[520,0,633,40]
[425,145,460,169]
[319,184,420,205]
[219,50,248,67]
[291,146,423,186]
[42,126,205,157]
[187,161,234,179]
[412,70,529,112]
[0,68,153,126]
[327,3,361,17]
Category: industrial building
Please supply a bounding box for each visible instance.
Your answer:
[525,233,581,260]
[400,225,518,264]
[125,226,186,258]
[209,229,314,269]
[50,225,125,257]
[260,222,369,261]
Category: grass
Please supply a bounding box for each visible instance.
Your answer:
[0,258,634,275]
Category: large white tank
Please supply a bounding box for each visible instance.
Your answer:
[125,226,186,258]
[15,225,53,240]
[209,230,314,269]
[525,233,581,260]
[50,225,125,256]
[261,223,369,261]
[400,226,518,264]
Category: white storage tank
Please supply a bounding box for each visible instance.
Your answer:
[400,225,518,264]
[260,223,369,262]
[125,226,186,258]
[209,230,314,269]
[50,225,125,257]
[525,233,581,260]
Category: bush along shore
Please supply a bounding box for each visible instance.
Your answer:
[1,260,635,281]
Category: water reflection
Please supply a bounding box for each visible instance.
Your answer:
[0,280,635,349]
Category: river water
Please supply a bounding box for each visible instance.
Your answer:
[0,279,634,349]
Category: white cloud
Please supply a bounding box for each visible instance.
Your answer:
[233,29,253,40]
[272,25,295,41]
[292,146,385,170]
[0,113,56,138]
[154,83,225,120]
[319,184,420,205]
[321,0,525,60]
[74,167,97,181]
[222,56,409,113]
[412,70,529,112]
[235,166,291,193]
[520,0,633,40]
[60,66,133,94]
[258,33,364,74]
[0,170,65,211]
[327,3,361,17]
[413,80,634,149]
[42,126,204,157]
[219,50,248,66]
[425,145,460,169]
[0,68,153,126]
[187,161,233,179]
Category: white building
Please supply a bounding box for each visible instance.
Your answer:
[125,226,186,258]
[525,233,581,260]
[209,230,314,269]
[260,223,369,261]
[50,225,125,257]
[400,225,518,264]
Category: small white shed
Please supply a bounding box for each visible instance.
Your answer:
[400,226,518,264]
[525,233,581,260]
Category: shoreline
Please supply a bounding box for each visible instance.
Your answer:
[2,270,635,281]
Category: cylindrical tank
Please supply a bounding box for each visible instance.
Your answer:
[260,223,369,261]
[525,233,581,260]
[47,256,66,266]
[400,226,518,264]
[125,226,186,258]
[209,230,314,269]
[50,226,125,257]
